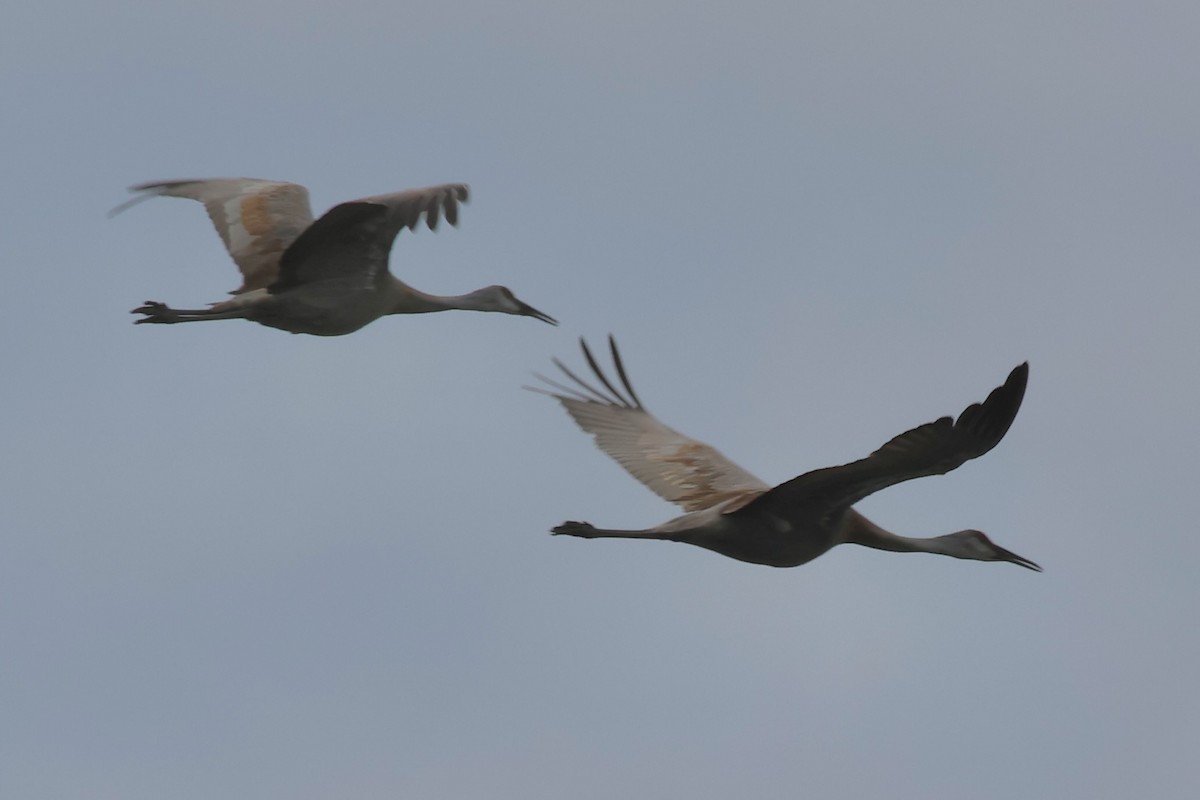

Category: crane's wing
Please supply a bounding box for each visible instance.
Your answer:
[353,183,469,241]
[739,363,1028,520]
[271,183,469,290]
[112,178,314,294]
[530,336,770,512]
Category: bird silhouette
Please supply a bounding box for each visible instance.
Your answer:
[115,178,555,335]
[533,337,1038,571]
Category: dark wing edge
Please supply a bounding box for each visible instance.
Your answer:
[361,183,470,235]
[739,362,1029,518]
[525,335,643,410]
[411,183,469,231]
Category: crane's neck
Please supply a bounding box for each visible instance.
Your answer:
[388,282,492,315]
[841,509,953,556]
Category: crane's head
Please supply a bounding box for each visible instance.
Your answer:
[937,530,1042,571]
[474,285,557,325]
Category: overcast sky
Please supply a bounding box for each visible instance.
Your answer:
[3,2,1198,798]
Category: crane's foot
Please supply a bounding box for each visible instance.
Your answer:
[131,301,180,324]
[551,521,597,538]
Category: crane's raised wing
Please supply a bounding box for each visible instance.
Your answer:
[271,183,469,290]
[531,336,770,512]
[112,178,315,294]
[354,183,469,241]
[740,362,1028,521]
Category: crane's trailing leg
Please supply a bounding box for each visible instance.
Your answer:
[131,301,181,323]
[553,521,599,537]
[131,301,248,325]
[551,521,670,541]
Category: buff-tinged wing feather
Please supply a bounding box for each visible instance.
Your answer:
[114,178,314,294]
[534,337,769,512]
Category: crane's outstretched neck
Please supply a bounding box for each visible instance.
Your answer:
[842,511,946,554]
[841,510,1041,570]
[388,283,557,324]
[388,284,482,315]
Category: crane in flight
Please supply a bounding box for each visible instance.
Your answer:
[114,178,556,335]
[532,337,1039,571]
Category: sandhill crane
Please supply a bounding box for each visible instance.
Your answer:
[532,337,1039,571]
[114,178,556,335]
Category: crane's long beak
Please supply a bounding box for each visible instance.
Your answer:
[519,300,557,325]
[996,544,1042,572]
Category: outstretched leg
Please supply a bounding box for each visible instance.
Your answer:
[551,521,669,540]
[553,521,601,537]
[131,301,250,325]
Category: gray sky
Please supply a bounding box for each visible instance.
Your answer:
[3,1,1198,797]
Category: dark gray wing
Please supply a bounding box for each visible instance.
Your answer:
[740,362,1029,520]
[272,183,469,291]
[354,183,469,243]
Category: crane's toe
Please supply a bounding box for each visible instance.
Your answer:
[131,301,177,324]
[552,521,596,537]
